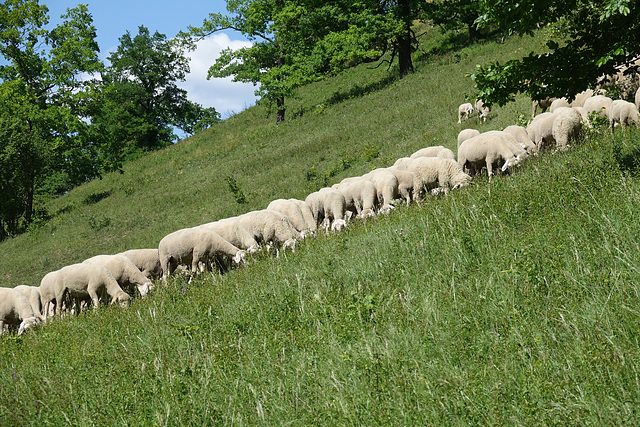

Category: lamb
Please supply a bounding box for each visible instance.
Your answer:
[527,112,558,149]
[13,285,44,321]
[457,102,474,123]
[159,227,247,279]
[267,198,318,236]
[457,133,519,180]
[384,167,415,206]
[409,145,456,160]
[119,249,163,279]
[40,263,131,318]
[457,128,481,149]
[304,188,348,231]
[331,179,377,219]
[0,287,40,335]
[475,99,491,122]
[583,95,613,119]
[552,107,583,149]
[532,97,557,117]
[83,254,155,298]
[199,219,260,253]
[395,157,471,200]
[503,125,538,155]
[609,99,639,132]
[232,209,301,250]
[549,97,570,112]
[361,168,402,213]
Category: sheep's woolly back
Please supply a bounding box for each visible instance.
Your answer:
[200,219,260,252]
[503,125,538,155]
[610,100,639,129]
[571,89,594,108]
[267,199,317,235]
[583,95,613,119]
[457,129,481,149]
[527,112,557,149]
[549,98,570,112]
[0,288,37,327]
[410,145,456,160]
[553,108,583,149]
[83,254,153,297]
[120,249,163,279]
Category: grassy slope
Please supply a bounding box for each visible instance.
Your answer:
[2,26,640,424]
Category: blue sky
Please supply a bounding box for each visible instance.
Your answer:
[47,0,258,118]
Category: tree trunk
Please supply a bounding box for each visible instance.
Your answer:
[276,96,285,124]
[397,0,414,77]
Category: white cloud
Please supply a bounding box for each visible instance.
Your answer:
[179,33,259,118]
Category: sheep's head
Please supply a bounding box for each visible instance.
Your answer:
[111,291,131,307]
[283,238,297,251]
[17,316,40,335]
[246,244,260,254]
[233,250,247,265]
[140,282,154,298]
[331,219,347,232]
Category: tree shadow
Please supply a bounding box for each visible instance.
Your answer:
[325,74,399,107]
[83,191,111,205]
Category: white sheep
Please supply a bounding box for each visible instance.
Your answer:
[384,167,414,206]
[552,107,583,150]
[361,168,402,214]
[482,131,529,160]
[583,95,613,119]
[457,133,519,180]
[199,219,260,253]
[457,102,474,124]
[475,99,491,122]
[305,188,348,231]
[396,157,471,200]
[457,129,481,149]
[570,89,594,108]
[609,99,639,132]
[267,198,318,236]
[549,97,570,112]
[532,97,557,117]
[503,125,538,155]
[83,254,155,298]
[232,209,301,250]
[119,249,163,279]
[159,227,246,280]
[409,145,456,160]
[635,86,640,111]
[13,285,44,321]
[331,179,377,219]
[40,263,131,318]
[289,199,318,235]
[0,287,40,335]
[527,112,558,149]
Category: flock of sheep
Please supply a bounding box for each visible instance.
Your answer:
[2,72,639,337]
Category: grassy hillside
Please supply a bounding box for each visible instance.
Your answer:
[2,25,640,424]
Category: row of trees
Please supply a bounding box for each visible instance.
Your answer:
[2,0,637,239]
[0,0,219,239]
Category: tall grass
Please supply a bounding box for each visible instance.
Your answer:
[2,25,640,424]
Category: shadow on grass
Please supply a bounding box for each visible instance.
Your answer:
[325,74,399,107]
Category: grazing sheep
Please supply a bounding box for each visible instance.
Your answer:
[40,263,131,318]
[13,285,44,321]
[457,133,519,180]
[527,112,558,149]
[267,198,318,236]
[532,97,557,117]
[0,287,40,335]
[570,89,594,108]
[552,107,583,149]
[482,131,529,160]
[332,179,377,219]
[305,188,348,231]
[583,95,613,119]
[361,168,402,213]
[549,97,570,112]
[119,249,163,279]
[409,145,456,160]
[396,157,471,200]
[457,129,481,149]
[289,199,318,234]
[385,167,415,205]
[503,125,538,155]
[609,99,639,132]
[199,219,260,253]
[83,254,155,298]
[159,227,246,279]
[233,209,301,250]
[457,102,474,124]
[475,99,491,122]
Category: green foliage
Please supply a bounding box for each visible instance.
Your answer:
[473,0,640,105]
[225,175,247,204]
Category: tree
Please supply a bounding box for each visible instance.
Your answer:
[471,0,640,106]
[184,1,429,124]
[424,0,485,42]
[93,26,219,159]
[0,0,103,236]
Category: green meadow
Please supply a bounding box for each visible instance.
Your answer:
[2,25,640,424]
